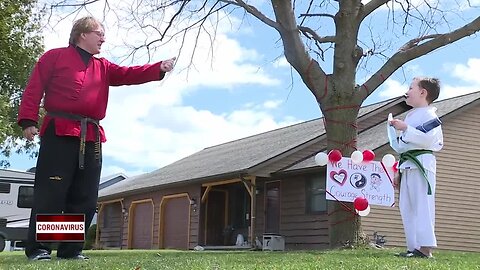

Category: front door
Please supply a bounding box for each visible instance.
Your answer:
[265,181,280,233]
[205,189,227,245]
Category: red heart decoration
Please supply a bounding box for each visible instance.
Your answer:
[330,169,348,186]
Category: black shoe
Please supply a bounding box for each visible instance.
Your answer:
[28,250,52,261]
[412,249,433,259]
[395,250,414,257]
[58,253,89,260]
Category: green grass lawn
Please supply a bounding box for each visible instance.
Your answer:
[1,248,479,270]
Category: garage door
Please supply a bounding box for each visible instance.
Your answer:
[131,201,153,249]
[162,196,189,249]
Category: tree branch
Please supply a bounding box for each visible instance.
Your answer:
[50,0,101,8]
[120,1,227,64]
[271,0,327,103]
[219,0,279,30]
[299,13,336,20]
[360,0,389,22]
[271,0,325,74]
[398,34,442,51]
[361,15,480,98]
[298,26,335,44]
[159,0,191,42]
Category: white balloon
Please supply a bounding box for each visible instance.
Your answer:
[357,205,371,217]
[350,150,363,164]
[315,152,328,166]
[382,154,396,167]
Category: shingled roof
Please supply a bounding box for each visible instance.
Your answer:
[99,91,480,199]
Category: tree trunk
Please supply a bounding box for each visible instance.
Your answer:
[321,88,365,248]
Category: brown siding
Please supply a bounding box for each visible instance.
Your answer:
[98,202,123,249]
[435,104,480,252]
[255,175,329,250]
[363,103,480,252]
[281,176,329,250]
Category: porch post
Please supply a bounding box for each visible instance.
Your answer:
[250,176,256,247]
[95,203,103,249]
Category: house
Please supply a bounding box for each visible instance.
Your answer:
[97,91,480,252]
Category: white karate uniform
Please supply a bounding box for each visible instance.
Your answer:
[396,106,443,251]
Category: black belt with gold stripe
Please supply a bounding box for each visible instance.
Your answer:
[47,111,101,170]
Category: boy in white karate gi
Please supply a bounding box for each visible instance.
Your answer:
[390,77,443,258]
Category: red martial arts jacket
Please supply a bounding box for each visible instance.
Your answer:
[18,45,164,142]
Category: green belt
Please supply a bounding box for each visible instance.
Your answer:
[399,149,433,195]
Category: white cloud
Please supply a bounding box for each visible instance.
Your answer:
[102,101,298,170]
[450,58,480,85]
[378,79,406,99]
[440,84,480,100]
[273,57,290,68]
[263,100,283,109]
[439,58,480,100]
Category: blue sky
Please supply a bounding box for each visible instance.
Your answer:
[7,0,480,179]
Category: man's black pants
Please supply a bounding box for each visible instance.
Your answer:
[25,121,101,258]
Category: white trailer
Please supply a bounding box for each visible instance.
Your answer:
[0,169,34,252]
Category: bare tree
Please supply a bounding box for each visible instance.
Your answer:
[41,0,480,247]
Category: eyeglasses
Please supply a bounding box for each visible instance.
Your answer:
[89,30,105,38]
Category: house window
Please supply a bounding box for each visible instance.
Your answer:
[306,176,326,214]
[17,186,34,208]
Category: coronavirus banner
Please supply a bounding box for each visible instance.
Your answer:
[326,157,395,207]
[36,214,85,242]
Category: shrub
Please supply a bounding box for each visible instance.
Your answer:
[83,224,97,250]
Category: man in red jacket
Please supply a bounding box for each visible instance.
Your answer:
[18,16,175,261]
